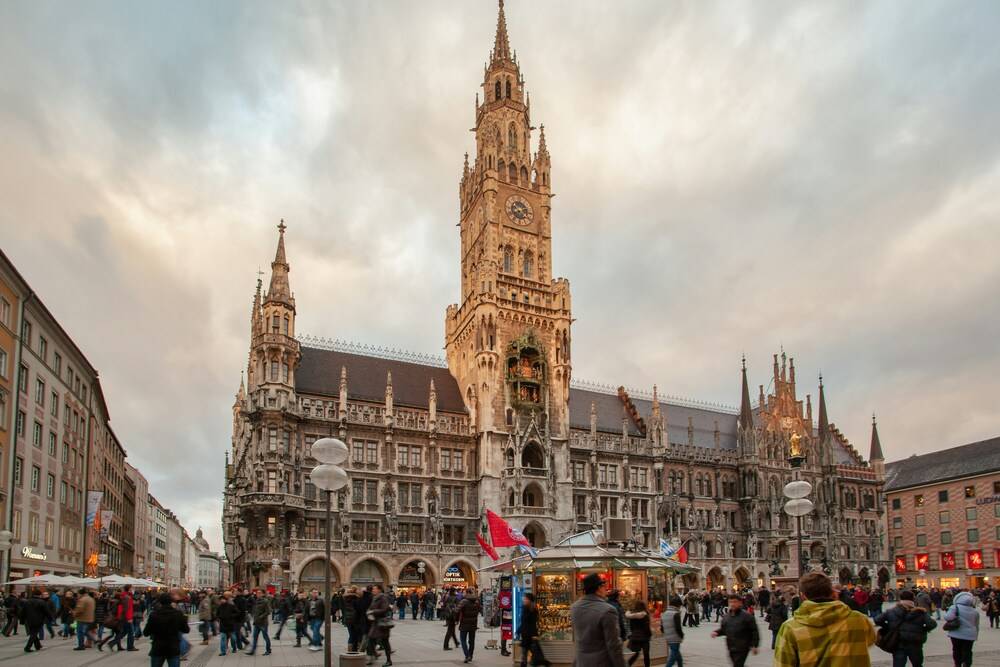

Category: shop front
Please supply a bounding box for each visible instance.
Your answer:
[396,560,434,594]
[481,530,695,666]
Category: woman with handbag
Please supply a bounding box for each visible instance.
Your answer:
[97,595,122,651]
[943,591,979,667]
[366,584,393,666]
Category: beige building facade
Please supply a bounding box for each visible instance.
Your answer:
[224,1,888,592]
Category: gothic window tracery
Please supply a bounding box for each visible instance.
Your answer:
[505,78,511,99]
[508,162,517,182]
[522,251,533,278]
[498,159,506,182]
[508,123,516,151]
[503,246,513,273]
[495,80,501,101]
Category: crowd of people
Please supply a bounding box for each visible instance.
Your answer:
[565,574,997,667]
[0,576,996,667]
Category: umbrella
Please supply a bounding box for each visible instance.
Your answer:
[126,577,161,588]
[2,574,76,586]
[60,577,103,588]
[97,575,133,587]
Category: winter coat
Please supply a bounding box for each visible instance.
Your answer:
[73,595,96,623]
[758,589,771,608]
[307,597,326,620]
[143,603,190,658]
[366,592,392,640]
[943,591,979,642]
[625,610,651,645]
[775,600,875,667]
[19,597,51,629]
[251,597,271,627]
[197,596,213,622]
[684,593,699,613]
[660,606,684,644]
[876,602,936,646]
[766,601,788,632]
[216,601,242,634]
[570,595,626,667]
[457,597,480,632]
[518,605,539,640]
[608,598,627,639]
[717,608,760,654]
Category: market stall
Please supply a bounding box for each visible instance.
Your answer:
[480,530,697,666]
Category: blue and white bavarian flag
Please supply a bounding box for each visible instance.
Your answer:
[659,537,676,559]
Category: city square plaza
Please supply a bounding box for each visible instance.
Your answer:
[0,605,997,666]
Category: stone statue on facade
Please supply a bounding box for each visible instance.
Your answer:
[747,534,758,560]
[386,510,399,550]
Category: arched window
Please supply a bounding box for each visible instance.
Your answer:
[520,166,528,186]
[508,162,517,182]
[282,315,290,335]
[507,489,515,507]
[521,441,543,468]
[498,159,506,182]
[505,448,514,468]
[495,80,501,101]
[508,124,517,151]
[502,246,513,273]
[522,251,533,278]
[505,78,511,99]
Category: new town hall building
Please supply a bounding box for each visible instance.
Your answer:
[223,1,889,593]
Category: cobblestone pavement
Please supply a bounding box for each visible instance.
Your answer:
[0,611,997,666]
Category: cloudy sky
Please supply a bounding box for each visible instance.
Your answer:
[3,0,999,551]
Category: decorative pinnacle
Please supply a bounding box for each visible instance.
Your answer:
[492,0,511,64]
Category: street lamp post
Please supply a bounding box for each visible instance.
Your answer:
[784,435,813,580]
[310,438,349,667]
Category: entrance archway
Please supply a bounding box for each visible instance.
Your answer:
[877,567,890,589]
[523,521,547,548]
[858,567,871,586]
[443,559,478,588]
[734,567,751,590]
[838,567,854,585]
[350,558,389,586]
[681,573,700,591]
[398,560,436,590]
[297,556,340,591]
[522,482,544,508]
[707,567,725,590]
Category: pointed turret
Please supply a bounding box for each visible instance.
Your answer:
[491,0,511,65]
[338,366,348,420]
[265,221,294,308]
[817,374,829,443]
[589,401,597,437]
[738,355,754,433]
[251,277,263,336]
[237,372,245,401]
[869,414,884,462]
[384,371,394,426]
[428,378,437,427]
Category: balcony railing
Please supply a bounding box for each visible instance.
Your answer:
[239,492,306,510]
[522,467,547,478]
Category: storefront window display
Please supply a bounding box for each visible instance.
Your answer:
[535,573,573,640]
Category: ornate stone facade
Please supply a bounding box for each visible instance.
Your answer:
[223,1,888,592]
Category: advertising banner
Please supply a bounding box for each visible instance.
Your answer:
[86,491,103,526]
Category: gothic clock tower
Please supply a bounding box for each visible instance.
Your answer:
[445,1,574,545]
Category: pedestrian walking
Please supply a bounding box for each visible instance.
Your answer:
[943,591,979,667]
[758,587,772,618]
[292,592,310,647]
[457,586,481,664]
[711,593,759,667]
[442,589,460,651]
[985,594,999,630]
[343,587,365,652]
[19,590,51,653]
[72,589,96,650]
[517,593,549,667]
[246,592,272,655]
[569,573,626,667]
[197,591,213,645]
[143,592,190,667]
[366,583,394,666]
[625,599,652,667]
[215,592,242,656]
[661,595,684,667]
[306,589,326,652]
[774,572,875,667]
[765,595,788,649]
[97,593,126,651]
[3,593,21,636]
[396,590,408,620]
[683,590,699,627]
[875,589,937,667]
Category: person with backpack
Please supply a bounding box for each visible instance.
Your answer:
[661,595,684,667]
[943,591,979,667]
[775,573,875,667]
[875,589,937,667]
[765,595,789,649]
[624,599,652,667]
[143,592,190,667]
[442,589,460,651]
[457,586,481,664]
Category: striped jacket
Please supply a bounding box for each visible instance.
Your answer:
[773,599,876,667]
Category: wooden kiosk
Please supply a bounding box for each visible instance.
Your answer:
[481,530,697,666]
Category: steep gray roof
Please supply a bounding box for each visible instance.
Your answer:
[297,346,467,413]
[568,387,739,450]
[885,436,1000,491]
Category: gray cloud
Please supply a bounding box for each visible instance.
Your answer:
[2,0,999,549]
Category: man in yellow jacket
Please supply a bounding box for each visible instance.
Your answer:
[774,572,876,667]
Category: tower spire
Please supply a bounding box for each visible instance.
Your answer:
[492,0,511,64]
[739,356,754,432]
[869,413,884,462]
[265,220,294,307]
[817,374,829,442]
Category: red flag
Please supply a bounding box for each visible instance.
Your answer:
[486,509,530,548]
[476,533,499,561]
[675,546,688,564]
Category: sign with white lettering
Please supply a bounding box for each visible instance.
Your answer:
[21,546,47,561]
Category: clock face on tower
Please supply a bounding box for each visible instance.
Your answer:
[505,195,533,225]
